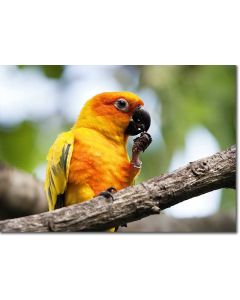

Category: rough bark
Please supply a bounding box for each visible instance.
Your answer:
[0,145,236,232]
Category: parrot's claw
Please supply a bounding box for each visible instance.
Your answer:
[99,187,117,201]
[131,132,152,168]
[133,132,152,153]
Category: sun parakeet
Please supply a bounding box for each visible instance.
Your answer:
[45,92,151,230]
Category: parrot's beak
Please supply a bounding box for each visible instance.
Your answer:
[125,106,151,136]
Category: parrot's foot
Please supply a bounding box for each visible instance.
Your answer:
[133,132,152,153]
[99,187,127,230]
[99,187,117,201]
[131,132,152,168]
[114,222,128,232]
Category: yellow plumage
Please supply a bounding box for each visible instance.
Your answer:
[44,92,150,231]
[45,131,74,211]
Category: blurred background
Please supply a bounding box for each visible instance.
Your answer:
[0,65,236,232]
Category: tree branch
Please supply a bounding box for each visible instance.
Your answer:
[0,145,236,232]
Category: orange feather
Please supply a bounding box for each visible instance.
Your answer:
[45,91,144,211]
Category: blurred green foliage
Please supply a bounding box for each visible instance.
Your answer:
[139,65,236,209]
[140,66,236,169]
[0,122,41,172]
[18,65,65,78]
[0,65,236,212]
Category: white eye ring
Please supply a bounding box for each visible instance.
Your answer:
[114,98,129,112]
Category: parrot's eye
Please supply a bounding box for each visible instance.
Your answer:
[114,98,129,112]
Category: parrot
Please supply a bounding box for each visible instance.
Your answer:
[44,91,152,231]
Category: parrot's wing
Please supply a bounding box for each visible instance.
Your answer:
[45,131,74,210]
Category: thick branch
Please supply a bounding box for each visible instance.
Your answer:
[0,145,236,232]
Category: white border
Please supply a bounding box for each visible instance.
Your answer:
[0,1,239,300]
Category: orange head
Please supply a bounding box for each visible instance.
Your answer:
[74,91,151,143]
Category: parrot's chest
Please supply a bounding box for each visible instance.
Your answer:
[68,130,135,196]
[85,144,131,192]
